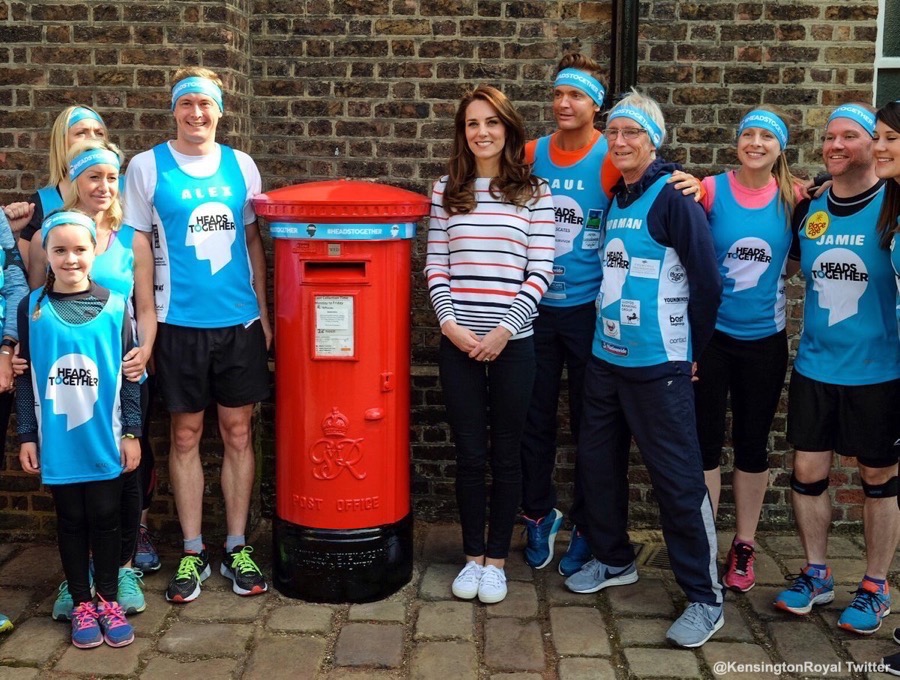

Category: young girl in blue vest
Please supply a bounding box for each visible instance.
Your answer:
[16,211,142,649]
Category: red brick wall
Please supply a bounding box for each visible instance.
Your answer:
[0,0,880,538]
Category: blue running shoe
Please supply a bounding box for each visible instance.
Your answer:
[133,525,161,573]
[53,577,95,622]
[70,602,102,649]
[96,599,134,647]
[565,558,638,594]
[117,567,146,615]
[773,565,834,615]
[558,527,591,577]
[838,580,891,634]
[523,508,563,569]
[666,602,724,648]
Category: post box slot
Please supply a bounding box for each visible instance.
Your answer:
[303,260,367,282]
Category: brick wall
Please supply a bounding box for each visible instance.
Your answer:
[0,0,880,539]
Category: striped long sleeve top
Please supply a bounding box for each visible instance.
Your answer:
[425,176,556,339]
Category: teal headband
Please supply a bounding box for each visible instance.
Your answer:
[41,211,97,246]
[68,149,120,180]
[607,105,664,148]
[828,104,876,138]
[67,107,105,128]
[171,76,224,113]
[738,110,789,149]
[554,68,606,107]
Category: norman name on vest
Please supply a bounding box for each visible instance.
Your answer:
[607,217,642,230]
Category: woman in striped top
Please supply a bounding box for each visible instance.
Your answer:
[425,84,555,605]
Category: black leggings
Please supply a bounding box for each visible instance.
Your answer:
[51,476,125,604]
[138,377,156,511]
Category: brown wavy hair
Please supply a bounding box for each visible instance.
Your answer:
[876,101,900,249]
[443,85,540,216]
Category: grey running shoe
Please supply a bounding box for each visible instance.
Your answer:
[564,558,638,594]
[666,602,724,648]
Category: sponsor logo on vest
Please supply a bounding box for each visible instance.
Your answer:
[811,261,868,282]
[667,265,686,283]
[621,299,640,326]
[45,354,100,431]
[552,265,566,276]
[601,341,628,356]
[664,296,688,304]
[556,206,583,226]
[727,247,772,263]
[607,217,642,230]
[603,317,621,339]
[186,202,237,275]
[668,336,687,344]
[805,210,829,239]
[606,251,630,269]
[669,314,685,326]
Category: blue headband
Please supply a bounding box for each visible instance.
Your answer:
[738,110,789,149]
[41,211,97,246]
[554,68,606,107]
[67,107,105,129]
[171,77,224,113]
[607,106,664,148]
[68,149,120,180]
[828,104,876,138]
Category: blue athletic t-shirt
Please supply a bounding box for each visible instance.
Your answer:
[532,135,609,306]
[795,187,900,385]
[709,173,791,340]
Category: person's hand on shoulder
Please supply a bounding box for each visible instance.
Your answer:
[668,171,705,203]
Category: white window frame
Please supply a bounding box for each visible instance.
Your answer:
[876,0,900,103]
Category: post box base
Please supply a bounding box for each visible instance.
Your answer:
[273,512,413,603]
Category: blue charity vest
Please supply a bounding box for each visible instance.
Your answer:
[92,226,136,299]
[151,143,258,328]
[37,186,64,217]
[891,230,900,335]
[795,188,900,385]
[29,289,125,485]
[594,174,691,366]
[709,173,792,340]
[533,135,610,306]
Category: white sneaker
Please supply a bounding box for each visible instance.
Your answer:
[452,561,483,600]
[477,565,508,604]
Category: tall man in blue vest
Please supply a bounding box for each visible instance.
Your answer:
[774,104,900,635]
[124,67,271,603]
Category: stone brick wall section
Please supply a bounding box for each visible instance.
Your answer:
[0,0,880,539]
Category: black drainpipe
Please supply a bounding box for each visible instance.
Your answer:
[609,0,640,103]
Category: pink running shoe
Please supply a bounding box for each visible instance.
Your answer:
[722,541,756,592]
[96,598,134,648]
[71,601,102,649]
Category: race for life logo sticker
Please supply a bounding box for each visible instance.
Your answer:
[186,202,237,275]
[552,195,585,258]
[805,211,830,240]
[45,354,99,431]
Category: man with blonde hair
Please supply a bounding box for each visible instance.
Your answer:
[124,67,271,603]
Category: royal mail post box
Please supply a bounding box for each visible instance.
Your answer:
[253,180,430,603]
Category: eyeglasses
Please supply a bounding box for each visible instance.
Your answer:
[605,128,646,140]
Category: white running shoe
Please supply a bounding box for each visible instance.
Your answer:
[451,561,483,600]
[477,565,508,604]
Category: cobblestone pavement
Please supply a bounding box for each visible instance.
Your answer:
[0,522,897,679]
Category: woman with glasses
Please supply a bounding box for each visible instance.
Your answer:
[565,90,724,649]
[693,107,802,594]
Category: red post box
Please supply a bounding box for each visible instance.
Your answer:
[253,180,430,603]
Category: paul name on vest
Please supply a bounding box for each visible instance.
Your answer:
[549,178,586,191]
[607,217,643,231]
[50,367,98,387]
[180,186,234,200]
[727,247,772,263]
[812,261,869,282]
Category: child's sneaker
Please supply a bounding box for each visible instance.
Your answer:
[70,601,102,649]
[133,525,161,573]
[838,580,891,634]
[220,545,268,596]
[773,565,834,614]
[117,567,146,614]
[96,599,134,648]
[52,580,74,621]
[722,541,756,592]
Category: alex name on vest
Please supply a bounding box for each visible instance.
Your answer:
[180,186,234,200]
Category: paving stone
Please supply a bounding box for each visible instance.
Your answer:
[244,634,327,679]
[623,647,701,678]
[615,617,672,646]
[702,642,775,680]
[141,657,239,679]
[557,657,618,680]
[158,621,253,657]
[179,589,267,621]
[55,637,150,675]
[411,640,478,680]
[267,602,335,633]
[0,547,61,587]
[0,589,36,623]
[0,547,17,566]
[326,670,398,679]
[785,558,865,585]
[348,600,406,622]
[717,601,755,642]
[0,668,39,679]
[503,556,533,582]
[490,675,543,680]
[550,606,610,656]
[484,618,544,672]
[844,638,898,666]
[334,623,404,668]
[487,581,538,618]
[131,600,174,636]
[747,551,786,585]
[0,617,64,664]
[768,621,845,671]
[419,563,458,600]
[421,524,461,563]
[744,586,786,620]
[605,578,674,617]
[415,600,474,640]
[544,573,587,606]
[763,535,860,558]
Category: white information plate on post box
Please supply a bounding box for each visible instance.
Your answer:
[314,295,354,358]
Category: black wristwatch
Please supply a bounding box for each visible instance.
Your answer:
[0,339,16,349]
